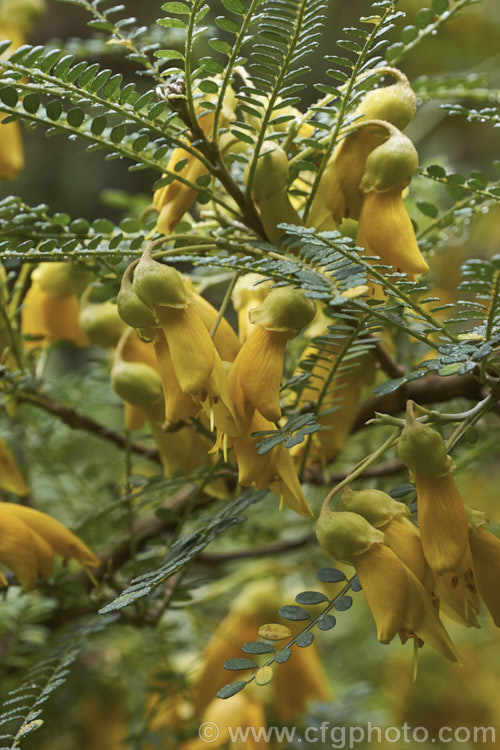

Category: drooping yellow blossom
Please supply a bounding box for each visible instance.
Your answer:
[397,404,481,621]
[183,692,268,750]
[230,410,313,517]
[291,334,374,470]
[153,84,236,235]
[193,579,330,719]
[467,509,500,628]
[132,250,241,436]
[307,67,417,229]
[245,142,304,245]
[0,501,99,590]
[0,435,28,495]
[0,0,48,178]
[356,187,429,282]
[232,273,271,342]
[316,509,460,662]
[228,286,316,428]
[339,488,434,594]
[21,280,90,349]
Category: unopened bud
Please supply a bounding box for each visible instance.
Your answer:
[356,68,417,131]
[339,487,409,528]
[397,403,451,476]
[245,142,289,201]
[111,360,163,407]
[117,266,158,328]
[132,252,189,310]
[32,262,91,298]
[249,286,316,333]
[360,131,418,193]
[316,509,385,563]
[79,300,127,348]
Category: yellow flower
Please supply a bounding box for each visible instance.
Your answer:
[356,187,429,281]
[0,501,99,590]
[193,579,329,718]
[468,524,500,628]
[0,435,28,495]
[183,692,268,750]
[291,340,374,469]
[232,274,271,343]
[316,510,459,662]
[228,286,316,428]
[230,411,313,517]
[21,281,89,349]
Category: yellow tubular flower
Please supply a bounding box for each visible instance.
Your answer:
[0,20,26,179]
[228,410,312,517]
[316,510,460,662]
[193,579,329,720]
[468,525,500,628]
[291,342,374,470]
[0,436,28,495]
[228,286,316,428]
[152,330,200,424]
[356,187,429,280]
[133,253,241,436]
[0,501,99,589]
[21,281,90,349]
[183,692,268,750]
[232,274,271,343]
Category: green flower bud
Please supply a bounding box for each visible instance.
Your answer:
[132,252,189,310]
[397,404,451,476]
[356,68,417,131]
[245,142,289,201]
[316,509,385,564]
[339,487,409,528]
[79,300,127,348]
[32,262,91,298]
[111,360,163,407]
[360,131,418,193]
[117,266,158,329]
[249,286,316,333]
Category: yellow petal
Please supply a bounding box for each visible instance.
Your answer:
[152,331,199,423]
[415,472,470,575]
[0,505,39,590]
[124,401,148,430]
[155,304,215,396]
[403,563,461,663]
[196,353,241,437]
[229,326,288,425]
[154,147,208,236]
[354,544,409,644]
[357,188,430,277]
[0,436,29,495]
[383,515,433,593]
[469,526,500,627]
[272,640,331,722]
[3,502,99,569]
[191,291,241,362]
[0,116,23,180]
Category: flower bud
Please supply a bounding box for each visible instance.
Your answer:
[79,300,127,348]
[133,253,189,310]
[355,68,416,131]
[339,487,409,528]
[117,267,158,329]
[249,287,316,333]
[32,262,91,299]
[397,406,451,476]
[111,360,164,407]
[316,509,385,564]
[245,142,289,201]
[360,131,418,193]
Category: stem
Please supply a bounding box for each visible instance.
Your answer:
[320,428,400,515]
[210,271,241,339]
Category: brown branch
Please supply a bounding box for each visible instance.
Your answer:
[197,534,316,563]
[372,340,405,379]
[354,372,484,430]
[304,459,404,485]
[16,390,161,463]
